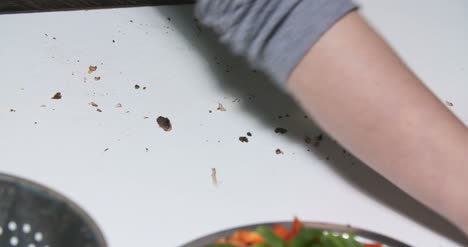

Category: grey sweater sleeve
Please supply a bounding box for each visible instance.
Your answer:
[195,0,357,87]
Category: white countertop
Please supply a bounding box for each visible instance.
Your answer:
[1,1,468,246]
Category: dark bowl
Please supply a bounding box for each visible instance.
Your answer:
[180,221,412,247]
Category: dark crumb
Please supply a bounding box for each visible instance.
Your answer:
[88,65,97,74]
[115,103,122,108]
[51,92,62,99]
[285,114,290,118]
[53,37,56,40]
[34,122,38,124]
[252,70,257,73]
[239,136,249,143]
[307,149,310,152]
[209,110,212,113]
[304,115,308,119]
[232,98,240,103]
[325,156,330,160]
[247,132,252,137]
[129,20,133,23]
[217,103,226,111]
[277,115,283,119]
[342,149,347,154]
[143,87,147,90]
[304,136,311,144]
[316,134,323,141]
[211,168,219,187]
[134,84,140,89]
[45,33,48,37]
[145,147,149,152]
[157,116,172,131]
[89,102,98,107]
[96,108,102,112]
[217,140,221,143]
[112,40,115,43]
[446,101,454,107]
[10,109,16,112]
[144,116,149,119]
[167,17,171,21]
[275,149,284,155]
[351,162,355,165]
[94,76,101,81]
[104,148,109,152]
[274,127,288,134]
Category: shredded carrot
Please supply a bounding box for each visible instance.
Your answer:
[363,244,383,247]
[285,217,304,242]
[273,223,289,239]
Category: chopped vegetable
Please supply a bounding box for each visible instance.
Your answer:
[210,218,382,247]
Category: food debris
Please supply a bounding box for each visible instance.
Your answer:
[104,148,109,152]
[239,136,249,143]
[89,102,98,107]
[51,92,62,99]
[314,134,323,147]
[232,98,240,103]
[274,127,288,134]
[157,116,172,131]
[34,122,38,125]
[94,76,101,81]
[83,77,87,83]
[247,132,252,137]
[144,116,149,119]
[10,109,16,112]
[275,149,284,155]
[88,65,97,74]
[209,110,212,113]
[326,156,330,160]
[115,103,123,108]
[446,101,454,107]
[129,20,133,23]
[96,108,102,112]
[134,84,140,89]
[217,103,226,111]
[167,17,171,21]
[145,147,149,152]
[143,87,147,90]
[304,136,311,144]
[112,40,115,43]
[211,168,219,188]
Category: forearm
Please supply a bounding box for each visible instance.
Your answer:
[288,11,468,233]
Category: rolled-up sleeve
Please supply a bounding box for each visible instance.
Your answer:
[195,0,357,87]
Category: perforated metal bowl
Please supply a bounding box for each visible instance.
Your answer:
[0,173,107,247]
[181,221,412,247]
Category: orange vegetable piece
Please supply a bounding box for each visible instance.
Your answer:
[364,244,383,247]
[285,217,304,242]
[273,224,289,239]
[230,230,264,244]
[226,238,247,247]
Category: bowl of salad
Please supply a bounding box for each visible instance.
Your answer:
[181,218,411,247]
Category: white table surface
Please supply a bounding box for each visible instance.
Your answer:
[1,1,468,246]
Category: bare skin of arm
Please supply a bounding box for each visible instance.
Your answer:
[288,11,468,234]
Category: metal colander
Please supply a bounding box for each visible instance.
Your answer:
[0,173,106,247]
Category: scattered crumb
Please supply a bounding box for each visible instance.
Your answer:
[232,98,240,103]
[115,103,122,108]
[143,87,147,90]
[51,92,62,99]
[239,136,249,143]
[129,20,133,23]
[145,147,149,152]
[83,77,87,83]
[88,65,97,74]
[94,76,101,81]
[34,122,37,125]
[52,37,56,40]
[247,132,252,137]
[157,116,172,131]
[96,108,102,112]
[314,134,323,147]
[326,156,330,160]
[275,149,284,155]
[285,114,290,118]
[446,101,454,107]
[209,110,212,113]
[211,168,219,188]
[278,115,283,119]
[274,127,288,134]
[304,136,312,144]
[112,40,115,43]
[217,103,226,111]
[167,17,171,21]
[134,84,140,89]
[104,148,109,152]
[89,102,98,107]
[144,116,149,119]
[10,109,16,112]
[304,115,308,119]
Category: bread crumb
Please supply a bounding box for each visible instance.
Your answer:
[275,149,284,155]
[157,116,172,131]
[94,76,101,81]
[217,103,226,111]
[89,102,98,107]
[88,65,97,74]
[51,92,62,99]
[274,127,288,134]
[446,101,454,107]
[239,136,248,143]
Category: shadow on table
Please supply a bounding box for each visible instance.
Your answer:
[155,5,468,246]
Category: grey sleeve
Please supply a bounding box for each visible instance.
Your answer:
[194,0,357,88]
